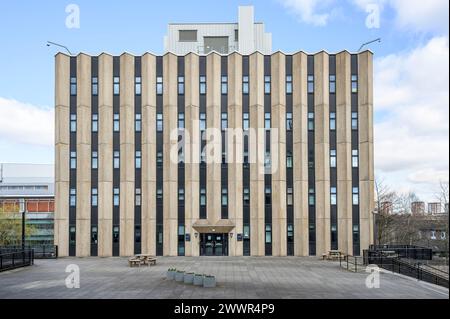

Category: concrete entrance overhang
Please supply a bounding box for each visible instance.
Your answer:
[192,219,236,233]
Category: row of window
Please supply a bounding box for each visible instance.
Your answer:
[69,188,142,207]
[69,74,358,97]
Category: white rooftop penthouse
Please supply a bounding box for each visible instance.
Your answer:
[164,6,272,55]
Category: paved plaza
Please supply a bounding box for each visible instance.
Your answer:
[0,257,448,299]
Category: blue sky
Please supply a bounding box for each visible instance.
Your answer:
[0,0,448,201]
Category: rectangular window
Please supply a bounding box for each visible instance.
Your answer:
[70,151,77,169]
[221,113,228,131]
[330,149,336,168]
[113,151,120,169]
[92,151,98,169]
[157,151,163,166]
[352,150,359,168]
[157,188,163,200]
[179,30,197,42]
[70,114,77,132]
[352,112,358,130]
[70,77,77,96]
[200,76,206,95]
[70,188,76,207]
[286,75,293,94]
[113,77,120,95]
[351,75,358,93]
[135,151,142,169]
[234,29,239,41]
[178,113,185,129]
[352,187,359,205]
[307,75,314,93]
[221,188,228,206]
[308,112,314,131]
[329,75,336,93]
[178,188,185,202]
[243,76,249,94]
[92,77,98,96]
[264,76,271,94]
[156,76,163,95]
[92,188,98,207]
[264,152,271,169]
[265,225,272,244]
[243,113,249,131]
[221,76,228,95]
[178,76,184,95]
[265,186,271,205]
[114,188,120,206]
[200,113,206,131]
[113,113,120,132]
[135,113,141,132]
[330,112,336,131]
[135,188,141,206]
[243,188,250,205]
[265,113,271,130]
[157,113,163,132]
[243,151,249,167]
[200,188,206,206]
[135,77,141,95]
[286,112,293,131]
[287,187,293,206]
[331,187,337,205]
[92,114,98,133]
[309,188,315,206]
[287,151,293,168]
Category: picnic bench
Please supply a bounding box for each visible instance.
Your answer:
[322,250,346,261]
[128,254,157,267]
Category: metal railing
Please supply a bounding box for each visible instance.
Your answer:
[368,245,432,260]
[339,255,366,272]
[0,249,34,272]
[364,251,449,289]
[0,245,57,259]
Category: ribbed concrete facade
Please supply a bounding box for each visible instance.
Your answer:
[55,51,374,257]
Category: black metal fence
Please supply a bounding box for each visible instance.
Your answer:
[0,245,57,259]
[368,245,433,260]
[364,250,449,289]
[0,249,34,272]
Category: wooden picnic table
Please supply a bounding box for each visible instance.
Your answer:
[129,254,157,267]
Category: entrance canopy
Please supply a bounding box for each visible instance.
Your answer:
[192,219,235,234]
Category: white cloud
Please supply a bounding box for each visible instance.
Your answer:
[374,36,449,199]
[279,0,336,26]
[0,97,54,147]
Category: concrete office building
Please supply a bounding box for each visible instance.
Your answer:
[55,49,374,257]
[164,6,272,55]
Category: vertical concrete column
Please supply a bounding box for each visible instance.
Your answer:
[206,53,222,224]
[119,53,135,257]
[358,51,375,253]
[185,53,200,256]
[98,53,113,257]
[336,52,353,255]
[141,53,157,255]
[271,52,287,256]
[75,54,92,257]
[55,53,70,257]
[163,53,178,256]
[314,52,331,256]
[292,52,309,256]
[228,53,243,256]
[249,52,265,256]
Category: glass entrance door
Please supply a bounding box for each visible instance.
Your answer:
[200,233,228,256]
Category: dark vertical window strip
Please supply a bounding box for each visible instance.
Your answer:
[177,56,185,256]
[307,55,316,256]
[264,55,272,256]
[242,56,250,256]
[286,56,294,256]
[112,57,120,256]
[134,56,142,255]
[90,57,99,256]
[329,55,338,250]
[199,56,207,220]
[69,57,77,257]
[156,56,164,256]
[351,54,360,255]
[221,56,228,220]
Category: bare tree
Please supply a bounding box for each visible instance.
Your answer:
[374,178,398,245]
